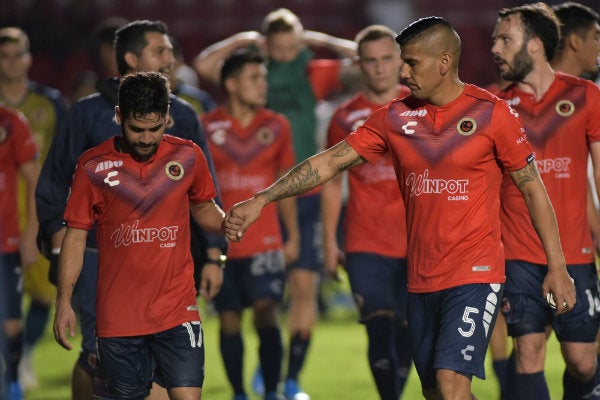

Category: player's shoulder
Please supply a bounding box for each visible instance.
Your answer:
[169,93,197,117]
[257,107,288,124]
[78,138,114,165]
[555,71,593,89]
[28,81,65,101]
[463,83,504,104]
[161,134,197,151]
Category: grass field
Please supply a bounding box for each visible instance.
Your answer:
[24,292,567,400]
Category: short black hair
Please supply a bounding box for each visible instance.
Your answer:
[114,20,168,75]
[553,2,600,50]
[118,71,170,121]
[395,16,452,46]
[220,50,264,91]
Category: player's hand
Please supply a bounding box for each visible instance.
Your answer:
[53,300,76,350]
[19,236,39,268]
[323,240,345,282]
[542,268,576,315]
[283,235,300,265]
[226,196,266,241]
[199,263,223,301]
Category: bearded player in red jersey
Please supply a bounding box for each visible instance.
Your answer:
[224,17,574,400]
[492,3,600,399]
[54,72,226,400]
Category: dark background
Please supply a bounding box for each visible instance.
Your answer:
[1,0,599,99]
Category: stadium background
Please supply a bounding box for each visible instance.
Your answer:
[2,0,599,101]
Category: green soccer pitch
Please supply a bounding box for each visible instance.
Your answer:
[25,296,566,400]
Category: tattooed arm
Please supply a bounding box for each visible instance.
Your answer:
[509,161,574,314]
[224,140,363,242]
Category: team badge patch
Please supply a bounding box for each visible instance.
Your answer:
[165,161,184,180]
[555,100,575,117]
[457,117,477,136]
[257,127,274,145]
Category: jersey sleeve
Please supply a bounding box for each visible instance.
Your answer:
[189,144,218,204]
[345,106,388,164]
[307,59,343,101]
[491,101,533,172]
[585,81,600,144]
[63,161,98,231]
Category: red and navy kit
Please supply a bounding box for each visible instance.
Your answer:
[327,89,410,258]
[498,72,600,265]
[0,106,38,253]
[346,84,533,293]
[64,135,216,337]
[202,106,295,259]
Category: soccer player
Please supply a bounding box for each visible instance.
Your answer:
[492,3,600,399]
[36,20,226,400]
[0,105,39,400]
[320,24,411,400]
[202,50,298,400]
[223,16,576,400]
[0,26,68,392]
[53,71,225,400]
[194,9,356,399]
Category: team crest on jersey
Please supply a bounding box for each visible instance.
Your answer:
[211,129,226,146]
[555,100,575,117]
[257,127,274,145]
[457,117,477,136]
[165,161,184,180]
[0,126,6,143]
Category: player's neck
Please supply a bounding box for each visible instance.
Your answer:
[427,78,465,107]
[364,84,400,105]
[226,100,258,128]
[517,62,555,101]
[550,53,583,78]
[0,77,28,106]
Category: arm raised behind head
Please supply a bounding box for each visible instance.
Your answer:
[225,140,363,241]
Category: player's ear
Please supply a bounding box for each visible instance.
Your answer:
[114,106,122,125]
[439,52,451,76]
[123,51,138,72]
[165,106,171,126]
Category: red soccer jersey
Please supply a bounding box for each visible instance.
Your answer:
[202,106,295,259]
[327,88,410,257]
[498,73,600,264]
[0,107,38,253]
[64,135,217,337]
[346,84,533,293]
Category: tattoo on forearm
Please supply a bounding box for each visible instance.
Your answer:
[514,161,538,188]
[332,141,362,171]
[262,161,321,202]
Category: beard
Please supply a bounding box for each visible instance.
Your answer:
[497,43,534,82]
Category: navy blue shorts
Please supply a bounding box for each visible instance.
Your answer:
[283,194,323,272]
[408,283,503,389]
[213,250,286,312]
[0,253,22,320]
[503,261,600,342]
[95,322,205,400]
[346,252,408,322]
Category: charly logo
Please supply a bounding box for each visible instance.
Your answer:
[211,129,226,146]
[457,117,477,136]
[104,171,120,187]
[257,127,275,145]
[165,161,184,180]
[555,100,575,117]
[402,121,417,135]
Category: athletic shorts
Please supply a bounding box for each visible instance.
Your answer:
[283,194,323,272]
[95,321,205,400]
[213,249,286,312]
[346,252,408,322]
[0,253,22,320]
[23,254,56,303]
[503,260,600,342]
[408,283,503,389]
